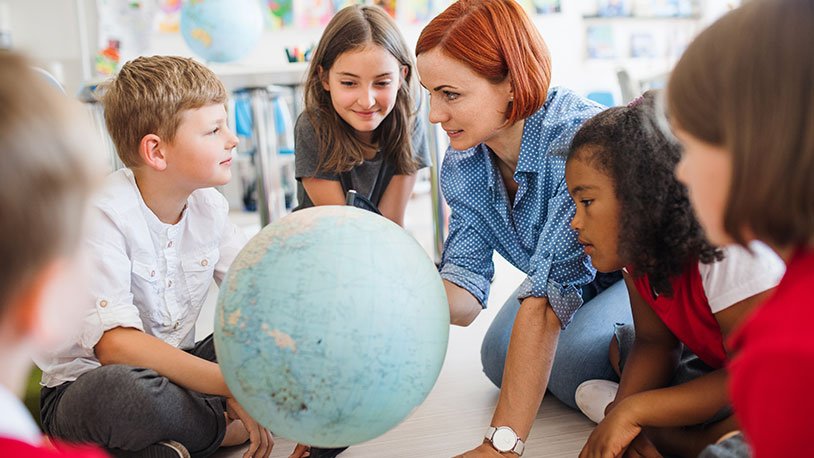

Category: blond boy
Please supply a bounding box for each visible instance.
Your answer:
[36,56,274,458]
[0,52,107,458]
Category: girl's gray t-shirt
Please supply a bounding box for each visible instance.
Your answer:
[293,113,431,210]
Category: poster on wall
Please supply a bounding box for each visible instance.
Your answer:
[296,0,334,28]
[266,0,295,29]
[533,0,561,14]
[157,0,180,32]
[373,0,397,18]
[404,0,454,23]
[586,25,615,58]
[95,0,157,76]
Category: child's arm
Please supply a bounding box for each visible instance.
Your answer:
[95,326,229,395]
[300,177,347,206]
[612,272,682,404]
[376,173,418,227]
[96,327,275,457]
[581,287,772,458]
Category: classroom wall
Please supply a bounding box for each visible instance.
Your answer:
[3,0,737,101]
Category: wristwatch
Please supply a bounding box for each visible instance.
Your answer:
[485,426,525,456]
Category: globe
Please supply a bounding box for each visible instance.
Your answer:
[180,0,263,63]
[214,206,450,447]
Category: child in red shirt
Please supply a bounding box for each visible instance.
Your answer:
[565,91,784,458]
[0,53,107,458]
[667,0,814,456]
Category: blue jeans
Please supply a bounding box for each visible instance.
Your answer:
[480,279,632,410]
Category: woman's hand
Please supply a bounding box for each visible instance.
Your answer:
[579,399,644,458]
[453,442,513,458]
[226,397,274,458]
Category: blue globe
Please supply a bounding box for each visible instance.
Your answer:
[180,0,263,63]
[214,206,450,447]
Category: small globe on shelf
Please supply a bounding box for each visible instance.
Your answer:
[180,0,263,63]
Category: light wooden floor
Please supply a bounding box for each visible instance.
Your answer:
[203,196,595,458]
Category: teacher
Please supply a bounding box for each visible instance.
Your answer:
[416,0,631,456]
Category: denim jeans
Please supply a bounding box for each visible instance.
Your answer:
[480,278,632,410]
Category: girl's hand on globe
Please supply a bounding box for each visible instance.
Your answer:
[226,396,274,458]
[288,443,311,457]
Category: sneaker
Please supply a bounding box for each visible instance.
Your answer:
[309,446,348,458]
[575,379,619,424]
[109,440,191,458]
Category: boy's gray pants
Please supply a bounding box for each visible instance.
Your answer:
[40,334,228,458]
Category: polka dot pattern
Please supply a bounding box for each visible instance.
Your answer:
[438,87,603,327]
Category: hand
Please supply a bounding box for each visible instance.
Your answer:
[288,443,311,458]
[622,434,662,458]
[579,401,643,458]
[226,397,274,458]
[453,442,514,458]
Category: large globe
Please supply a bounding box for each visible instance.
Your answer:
[214,206,450,447]
[180,0,263,63]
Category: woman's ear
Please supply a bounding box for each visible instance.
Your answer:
[140,134,168,171]
[319,65,330,92]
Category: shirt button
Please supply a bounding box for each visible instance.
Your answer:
[201,259,209,267]
[168,280,172,287]
[99,299,108,308]
[151,270,156,277]
[167,241,173,248]
[173,322,179,330]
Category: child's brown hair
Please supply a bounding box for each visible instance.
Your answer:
[668,0,814,247]
[303,5,420,175]
[0,52,99,315]
[100,56,228,167]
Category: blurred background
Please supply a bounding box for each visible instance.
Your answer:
[0,0,743,245]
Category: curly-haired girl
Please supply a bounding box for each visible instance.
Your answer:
[564,91,785,458]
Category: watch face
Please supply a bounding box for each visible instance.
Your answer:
[492,427,517,452]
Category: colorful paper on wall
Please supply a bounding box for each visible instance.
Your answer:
[157,0,180,32]
[533,0,560,14]
[587,25,615,58]
[266,0,294,29]
[296,0,335,28]
[95,0,156,75]
[404,0,433,24]
[373,0,397,18]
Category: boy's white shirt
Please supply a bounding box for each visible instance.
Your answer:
[0,385,42,445]
[36,168,248,387]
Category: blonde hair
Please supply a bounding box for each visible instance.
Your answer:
[99,56,228,167]
[0,52,99,314]
[303,5,420,174]
[668,0,814,247]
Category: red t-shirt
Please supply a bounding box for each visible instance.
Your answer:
[629,262,727,368]
[0,438,108,458]
[727,248,814,457]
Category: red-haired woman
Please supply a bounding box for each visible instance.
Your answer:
[416,0,631,456]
